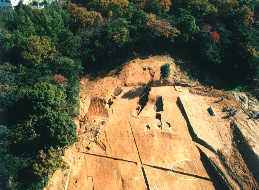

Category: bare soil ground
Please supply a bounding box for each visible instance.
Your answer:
[44,56,258,190]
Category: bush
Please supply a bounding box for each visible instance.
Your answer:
[32,147,67,186]
[25,82,66,113]
[160,63,170,79]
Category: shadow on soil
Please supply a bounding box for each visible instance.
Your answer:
[122,87,145,99]
[141,167,151,190]
[144,164,211,181]
[82,152,137,164]
[217,150,243,189]
[197,147,231,190]
[231,122,259,183]
[176,97,217,154]
[85,51,154,81]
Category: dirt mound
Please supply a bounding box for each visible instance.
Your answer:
[85,97,108,120]
[120,56,175,86]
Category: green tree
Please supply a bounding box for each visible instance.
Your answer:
[0,63,18,108]
[21,36,55,67]
[35,110,77,148]
[176,9,200,42]
[25,82,66,113]
[160,63,171,79]
[32,147,67,186]
[106,18,131,47]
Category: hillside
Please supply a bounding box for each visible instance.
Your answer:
[44,56,259,190]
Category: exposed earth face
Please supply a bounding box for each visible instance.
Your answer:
[45,56,259,190]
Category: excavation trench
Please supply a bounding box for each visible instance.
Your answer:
[43,56,259,190]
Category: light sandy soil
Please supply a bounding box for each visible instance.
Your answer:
[44,56,258,190]
[179,89,259,190]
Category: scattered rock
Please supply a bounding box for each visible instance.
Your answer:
[222,106,229,112]
[85,146,90,151]
[223,107,237,119]
[250,112,259,119]
[239,95,246,102]
[113,86,123,96]
[248,97,259,113]
[229,107,237,116]
[208,107,215,116]
[166,122,171,128]
[107,98,113,108]
[232,92,248,110]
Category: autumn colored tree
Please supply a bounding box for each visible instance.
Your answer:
[53,74,68,84]
[67,2,103,32]
[210,31,220,43]
[202,24,212,31]
[146,0,172,13]
[86,0,129,16]
[146,14,180,40]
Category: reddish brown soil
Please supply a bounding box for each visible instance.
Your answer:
[44,56,258,190]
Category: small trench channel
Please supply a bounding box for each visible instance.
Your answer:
[155,96,164,112]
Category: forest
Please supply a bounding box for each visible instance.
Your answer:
[0,0,258,189]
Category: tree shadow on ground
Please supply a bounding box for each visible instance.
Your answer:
[85,51,152,81]
[121,87,145,99]
[197,146,231,190]
[231,122,259,182]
